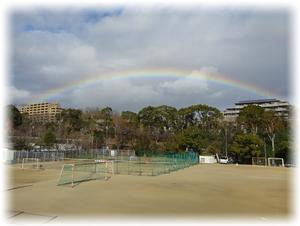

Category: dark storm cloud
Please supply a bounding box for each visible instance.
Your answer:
[9,6,290,111]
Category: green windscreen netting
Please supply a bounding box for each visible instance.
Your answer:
[113,152,198,176]
[57,152,199,186]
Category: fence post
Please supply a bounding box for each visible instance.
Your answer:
[139,158,141,176]
[128,157,129,175]
[116,159,118,174]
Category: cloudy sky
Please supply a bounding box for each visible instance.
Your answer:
[9,6,290,112]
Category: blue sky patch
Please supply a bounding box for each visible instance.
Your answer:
[83,8,123,23]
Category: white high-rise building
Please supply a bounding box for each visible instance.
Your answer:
[223,99,290,122]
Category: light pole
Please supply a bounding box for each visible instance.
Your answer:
[264,137,267,165]
[105,125,108,149]
[225,127,228,157]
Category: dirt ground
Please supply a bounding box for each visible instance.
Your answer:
[4,163,293,223]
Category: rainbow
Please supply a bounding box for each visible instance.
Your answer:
[30,68,280,103]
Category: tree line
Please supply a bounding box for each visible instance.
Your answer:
[7,103,292,164]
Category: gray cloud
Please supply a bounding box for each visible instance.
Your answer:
[9,6,290,111]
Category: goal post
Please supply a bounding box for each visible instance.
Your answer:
[95,159,114,179]
[21,158,41,169]
[57,160,114,186]
[252,157,267,166]
[268,157,285,167]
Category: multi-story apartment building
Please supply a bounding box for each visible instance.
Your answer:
[223,99,290,122]
[19,102,63,123]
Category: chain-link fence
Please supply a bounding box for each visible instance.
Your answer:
[66,151,199,177]
[12,150,65,163]
[63,149,135,160]
[57,151,198,187]
[10,149,198,177]
[113,152,199,176]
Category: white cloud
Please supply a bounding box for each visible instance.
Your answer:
[8,85,32,105]
[159,75,208,95]
[12,30,101,91]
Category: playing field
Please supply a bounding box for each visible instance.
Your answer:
[5,162,293,223]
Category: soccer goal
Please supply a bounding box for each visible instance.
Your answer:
[21,158,41,169]
[57,160,114,187]
[252,157,267,166]
[268,158,285,167]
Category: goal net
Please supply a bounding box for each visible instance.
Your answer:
[57,160,114,186]
[21,158,41,169]
[268,158,285,167]
[252,157,267,166]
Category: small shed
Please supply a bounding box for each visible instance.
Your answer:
[3,148,15,164]
[199,155,217,164]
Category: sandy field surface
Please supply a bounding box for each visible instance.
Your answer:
[4,163,293,223]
